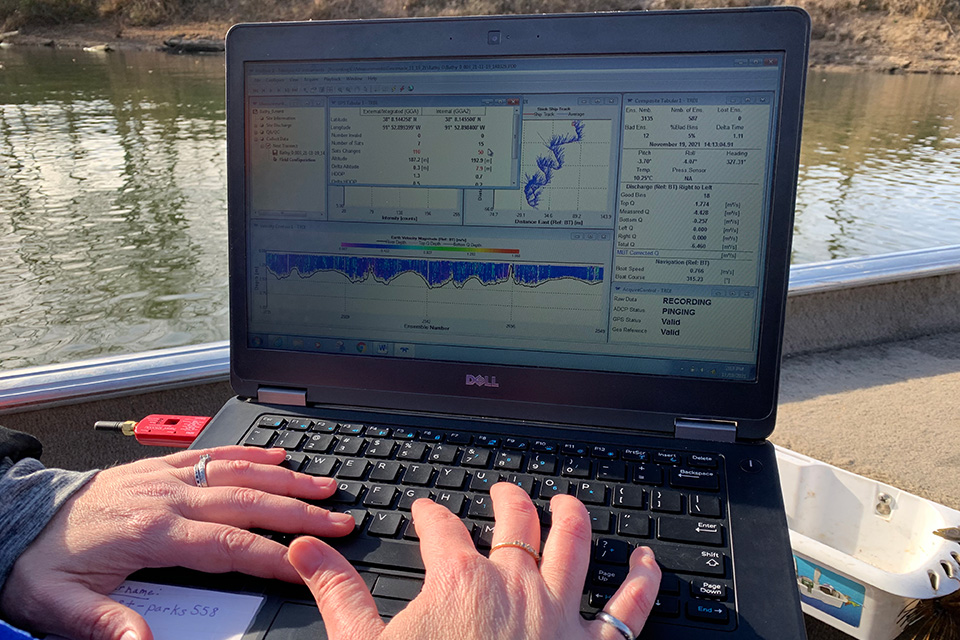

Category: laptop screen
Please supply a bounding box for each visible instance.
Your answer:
[242,52,783,383]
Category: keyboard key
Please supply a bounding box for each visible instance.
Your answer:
[365,439,395,458]
[623,448,649,462]
[468,495,494,519]
[369,460,402,483]
[612,485,644,509]
[652,596,681,617]
[590,565,627,588]
[469,471,501,492]
[393,428,416,439]
[633,464,663,485]
[527,454,557,475]
[398,487,432,510]
[336,458,370,480]
[419,430,443,442]
[341,508,367,532]
[561,457,591,478]
[334,436,365,456]
[243,428,275,447]
[446,432,471,444]
[588,590,614,609]
[531,440,556,453]
[280,452,306,472]
[368,512,405,537]
[506,474,535,496]
[659,573,681,595]
[503,437,528,451]
[436,467,467,489]
[475,522,496,548]
[616,513,650,538]
[687,601,730,624]
[690,579,727,600]
[364,426,391,438]
[561,443,588,456]
[339,423,365,435]
[591,445,617,459]
[273,431,305,451]
[285,418,311,430]
[670,468,720,491]
[655,547,726,577]
[310,420,337,433]
[688,453,719,469]
[326,537,423,571]
[475,435,499,447]
[650,490,683,513]
[576,481,607,505]
[538,478,570,499]
[655,452,682,465]
[461,447,490,467]
[587,509,611,533]
[257,416,286,429]
[428,444,458,464]
[689,494,722,518]
[597,461,626,482]
[658,517,724,546]
[303,455,338,477]
[332,481,364,504]
[493,451,523,471]
[363,485,398,508]
[372,575,423,601]
[436,491,466,516]
[302,433,334,453]
[401,464,434,486]
[397,442,427,461]
[594,538,631,565]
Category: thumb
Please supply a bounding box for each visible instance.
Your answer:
[54,584,154,640]
[287,537,384,640]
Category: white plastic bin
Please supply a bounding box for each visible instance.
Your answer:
[776,446,960,639]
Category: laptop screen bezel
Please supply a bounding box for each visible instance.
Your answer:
[225,9,810,441]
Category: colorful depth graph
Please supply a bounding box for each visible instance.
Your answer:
[258,247,607,341]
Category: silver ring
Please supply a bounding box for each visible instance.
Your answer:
[595,611,635,640]
[193,454,212,488]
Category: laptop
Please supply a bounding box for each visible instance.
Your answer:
[184,9,810,639]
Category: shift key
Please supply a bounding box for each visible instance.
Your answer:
[658,517,724,546]
[654,547,727,577]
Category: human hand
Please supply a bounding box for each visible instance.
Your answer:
[0,446,355,640]
[289,481,660,640]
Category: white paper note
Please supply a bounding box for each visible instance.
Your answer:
[109,580,265,640]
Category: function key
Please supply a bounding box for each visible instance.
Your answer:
[257,415,287,429]
[285,418,312,430]
[446,432,472,444]
[393,428,417,440]
[591,445,618,459]
[339,423,365,435]
[562,443,588,457]
[310,420,338,433]
[623,448,649,462]
[655,452,682,465]
[531,440,556,453]
[418,430,443,442]
[364,426,391,438]
[475,435,500,447]
[688,453,719,469]
[503,437,528,451]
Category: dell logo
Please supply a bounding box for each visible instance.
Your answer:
[466,374,500,388]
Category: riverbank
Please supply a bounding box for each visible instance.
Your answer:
[1,2,958,74]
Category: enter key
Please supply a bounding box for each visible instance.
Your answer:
[657,517,724,546]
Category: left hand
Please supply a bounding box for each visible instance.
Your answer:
[0,446,355,640]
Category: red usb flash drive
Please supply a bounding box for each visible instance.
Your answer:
[94,414,211,447]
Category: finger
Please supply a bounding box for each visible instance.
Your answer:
[411,497,478,572]
[163,446,286,469]
[47,582,154,640]
[289,536,384,640]
[179,457,340,500]
[488,482,542,568]
[590,546,661,640]
[178,486,355,536]
[539,494,592,607]
[165,520,306,582]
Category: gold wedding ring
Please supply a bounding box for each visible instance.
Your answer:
[489,540,541,563]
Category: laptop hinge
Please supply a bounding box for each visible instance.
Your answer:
[257,386,307,407]
[674,418,738,443]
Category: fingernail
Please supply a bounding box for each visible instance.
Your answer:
[291,539,326,577]
[121,630,139,640]
[332,512,356,527]
[634,546,655,564]
[312,476,336,488]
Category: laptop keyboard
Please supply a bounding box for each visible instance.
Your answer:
[242,414,736,632]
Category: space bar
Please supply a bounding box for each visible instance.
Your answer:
[328,536,425,572]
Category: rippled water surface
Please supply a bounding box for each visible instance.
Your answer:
[1,48,960,369]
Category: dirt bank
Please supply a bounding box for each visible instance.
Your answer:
[2,7,958,74]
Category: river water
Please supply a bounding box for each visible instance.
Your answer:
[1,47,959,369]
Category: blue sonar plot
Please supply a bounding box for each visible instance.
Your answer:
[265,253,603,289]
[524,120,585,208]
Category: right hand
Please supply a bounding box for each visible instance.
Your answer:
[289,482,660,640]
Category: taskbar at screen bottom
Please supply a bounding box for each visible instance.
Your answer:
[247,334,757,381]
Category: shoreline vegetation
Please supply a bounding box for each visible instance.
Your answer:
[0,0,958,73]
